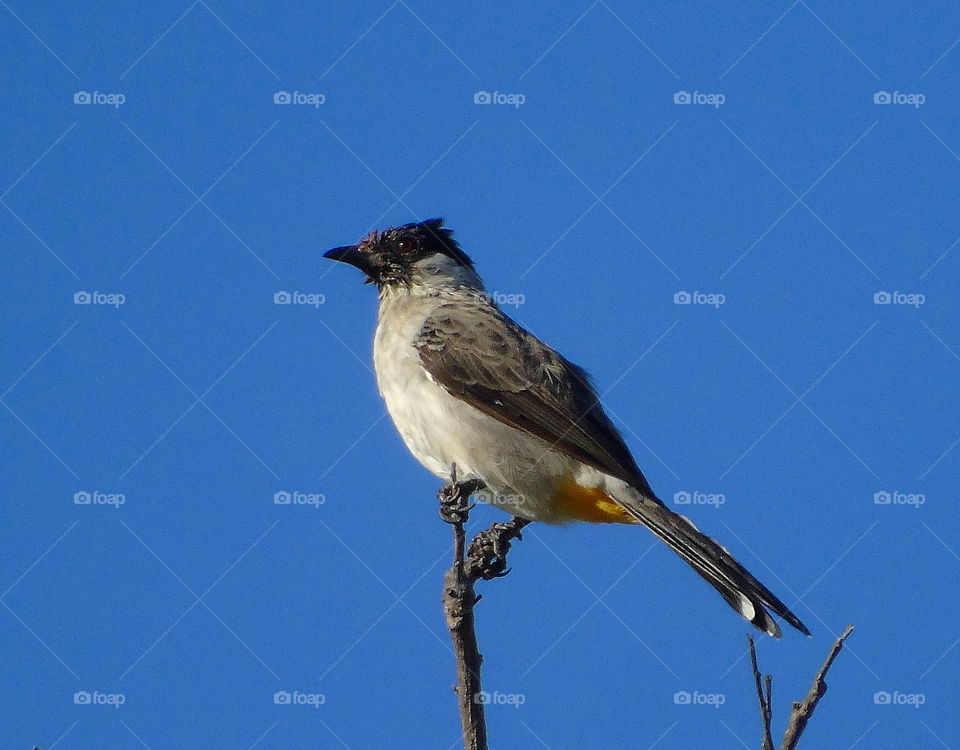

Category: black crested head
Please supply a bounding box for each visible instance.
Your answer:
[324,218,475,287]
[382,218,475,271]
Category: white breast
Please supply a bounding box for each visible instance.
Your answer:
[371,288,586,522]
[372,290,479,479]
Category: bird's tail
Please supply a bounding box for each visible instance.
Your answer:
[615,487,809,638]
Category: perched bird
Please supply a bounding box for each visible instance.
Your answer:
[325,218,809,637]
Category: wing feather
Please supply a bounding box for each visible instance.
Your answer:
[415,302,653,492]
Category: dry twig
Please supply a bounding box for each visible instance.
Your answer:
[439,466,530,750]
[748,634,775,750]
[780,625,855,750]
[749,624,855,750]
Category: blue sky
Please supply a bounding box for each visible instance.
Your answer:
[2,2,959,748]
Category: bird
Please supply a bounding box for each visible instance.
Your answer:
[324,218,809,638]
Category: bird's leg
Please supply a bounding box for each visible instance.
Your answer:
[467,517,532,580]
[438,464,485,525]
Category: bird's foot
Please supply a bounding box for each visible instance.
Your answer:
[467,517,531,580]
[438,477,484,525]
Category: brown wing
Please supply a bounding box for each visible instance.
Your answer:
[415,302,654,492]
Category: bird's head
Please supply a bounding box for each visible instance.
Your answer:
[324,218,480,292]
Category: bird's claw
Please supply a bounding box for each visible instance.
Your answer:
[438,478,484,524]
[467,522,516,580]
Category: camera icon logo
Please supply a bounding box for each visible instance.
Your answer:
[873,491,892,505]
[274,291,292,305]
[274,691,292,704]
[474,91,492,104]
[74,690,92,704]
[874,691,891,705]
[673,91,691,104]
[673,491,691,505]
[74,91,92,105]
[474,691,491,705]
[873,91,891,105]
[674,691,692,705]
[74,291,92,305]
[74,491,92,505]
[274,491,292,505]
[673,291,691,305]
[274,91,292,104]
[873,290,891,305]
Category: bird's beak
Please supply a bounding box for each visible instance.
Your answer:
[323,244,374,276]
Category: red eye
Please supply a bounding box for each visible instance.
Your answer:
[397,237,417,253]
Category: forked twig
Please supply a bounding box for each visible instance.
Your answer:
[749,625,855,750]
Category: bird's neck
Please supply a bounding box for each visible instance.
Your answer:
[379,265,487,303]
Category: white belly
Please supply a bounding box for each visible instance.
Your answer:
[372,292,585,522]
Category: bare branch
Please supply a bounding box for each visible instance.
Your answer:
[779,625,855,750]
[441,471,488,750]
[439,466,530,750]
[748,635,775,750]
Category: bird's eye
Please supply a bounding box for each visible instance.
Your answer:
[397,237,418,254]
